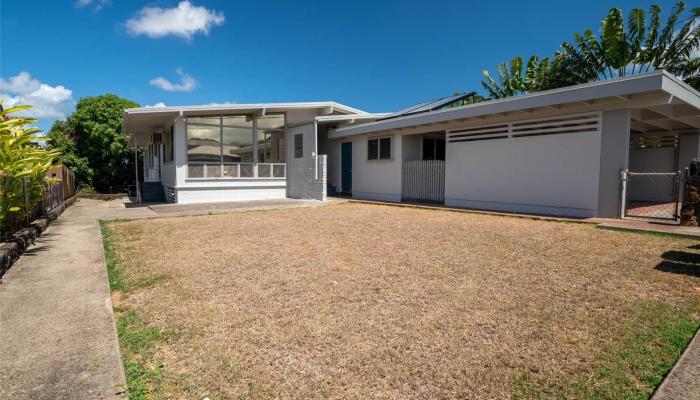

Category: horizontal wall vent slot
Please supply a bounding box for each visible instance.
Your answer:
[450,130,509,139]
[449,135,508,143]
[450,124,509,135]
[511,120,598,133]
[447,112,600,144]
[512,128,596,138]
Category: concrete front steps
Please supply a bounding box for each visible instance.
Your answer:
[140,182,165,202]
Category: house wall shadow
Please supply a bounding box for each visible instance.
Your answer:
[655,250,700,278]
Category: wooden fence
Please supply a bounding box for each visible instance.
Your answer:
[402,160,445,203]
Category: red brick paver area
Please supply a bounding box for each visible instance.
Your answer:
[625,201,676,220]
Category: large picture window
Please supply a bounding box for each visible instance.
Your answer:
[257,114,285,163]
[187,113,285,178]
[368,137,391,160]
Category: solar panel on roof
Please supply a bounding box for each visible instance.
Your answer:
[379,92,478,120]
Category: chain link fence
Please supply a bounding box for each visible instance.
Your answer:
[621,170,680,221]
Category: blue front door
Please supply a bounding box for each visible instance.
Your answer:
[341,142,352,193]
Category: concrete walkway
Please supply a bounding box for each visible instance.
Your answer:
[0,199,154,399]
[148,197,344,217]
[345,198,700,238]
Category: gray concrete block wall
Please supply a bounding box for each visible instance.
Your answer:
[287,155,327,201]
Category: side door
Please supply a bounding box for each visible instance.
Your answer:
[341,141,352,194]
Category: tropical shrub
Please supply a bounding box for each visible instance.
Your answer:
[0,102,60,237]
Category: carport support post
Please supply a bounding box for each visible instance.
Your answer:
[134,145,140,203]
[597,110,631,218]
[620,169,628,218]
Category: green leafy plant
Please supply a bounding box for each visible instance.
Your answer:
[482,2,700,99]
[0,102,60,237]
[47,94,139,193]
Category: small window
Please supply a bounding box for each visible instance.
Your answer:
[368,137,391,160]
[294,133,303,158]
[379,137,391,159]
[422,137,445,161]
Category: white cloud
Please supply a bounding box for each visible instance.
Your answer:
[144,102,167,108]
[149,68,198,92]
[75,0,111,11]
[125,1,225,40]
[0,71,74,119]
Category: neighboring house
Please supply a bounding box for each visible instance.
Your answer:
[123,70,700,219]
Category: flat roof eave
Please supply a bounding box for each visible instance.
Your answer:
[330,70,700,138]
[123,101,367,117]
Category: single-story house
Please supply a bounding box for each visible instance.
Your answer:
[123,70,700,219]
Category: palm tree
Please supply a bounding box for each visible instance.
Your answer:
[481,2,700,99]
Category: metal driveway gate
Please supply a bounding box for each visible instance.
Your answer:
[402,160,445,203]
[621,169,681,221]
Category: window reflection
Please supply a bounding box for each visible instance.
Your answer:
[187,113,285,178]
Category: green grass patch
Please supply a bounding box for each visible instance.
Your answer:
[100,220,168,293]
[100,221,127,292]
[513,299,699,400]
[101,221,171,399]
[116,309,169,400]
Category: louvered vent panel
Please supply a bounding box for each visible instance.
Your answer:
[447,112,601,143]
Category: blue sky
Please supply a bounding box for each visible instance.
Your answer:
[0,0,683,131]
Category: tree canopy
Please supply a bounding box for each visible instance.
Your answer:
[482,2,700,99]
[48,94,138,193]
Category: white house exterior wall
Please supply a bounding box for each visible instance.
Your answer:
[176,183,286,204]
[325,138,342,193]
[350,133,403,202]
[443,117,602,217]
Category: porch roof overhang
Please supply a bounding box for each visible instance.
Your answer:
[315,113,392,124]
[123,101,369,146]
[329,70,700,139]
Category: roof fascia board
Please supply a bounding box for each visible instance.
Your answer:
[124,101,366,116]
[315,113,391,122]
[660,71,700,110]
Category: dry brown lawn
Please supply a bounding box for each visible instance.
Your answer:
[107,203,700,399]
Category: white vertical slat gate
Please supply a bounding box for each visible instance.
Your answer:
[402,160,445,203]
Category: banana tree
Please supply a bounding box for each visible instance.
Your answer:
[0,102,60,237]
[481,55,567,98]
[557,2,700,85]
[481,2,700,99]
